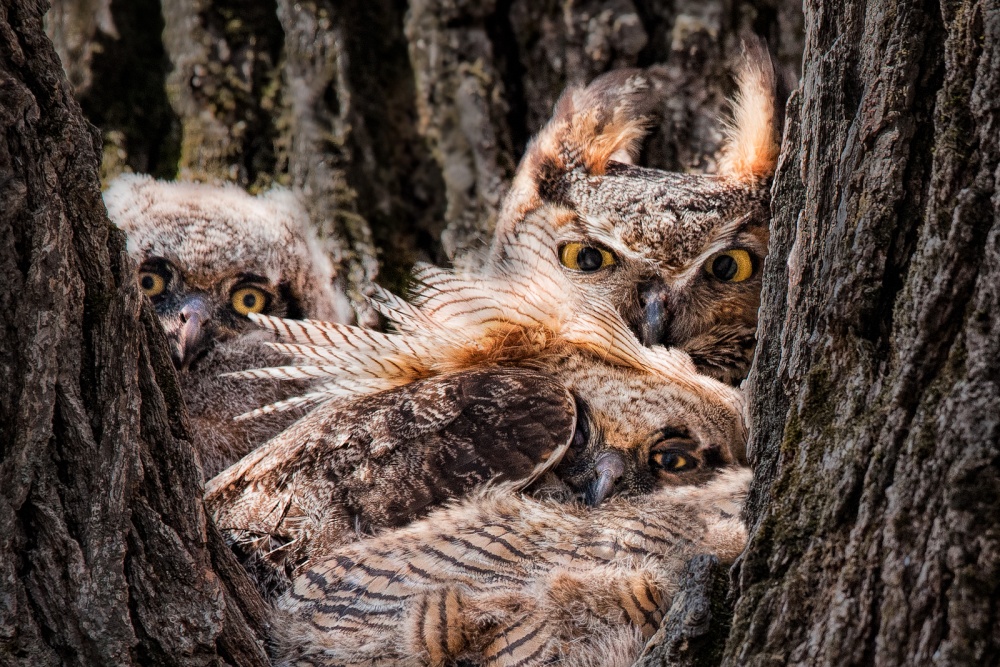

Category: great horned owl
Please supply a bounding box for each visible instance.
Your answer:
[493,43,781,384]
[104,175,354,477]
[272,467,750,667]
[205,209,745,596]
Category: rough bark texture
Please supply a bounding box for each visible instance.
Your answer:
[635,555,733,667]
[729,0,1000,665]
[0,1,268,664]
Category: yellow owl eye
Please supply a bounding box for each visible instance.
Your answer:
[138,271,167,297]
[231,286,269,316]
[705,249,754,282]
[650,450,696,472]
[559,243,617,272]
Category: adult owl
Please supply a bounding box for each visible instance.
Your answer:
[493,42,782,384]
[206,209,746,596]
[273,467,751,667]
[104,175,354,477]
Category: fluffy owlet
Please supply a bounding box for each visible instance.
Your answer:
[273,467,751,667]
[205,210,746,596]
[104,175,354,477]
[493,43,781,384]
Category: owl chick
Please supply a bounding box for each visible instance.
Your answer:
[205,208,745,596]
[493,42,781,384]
[104,175,354,477]
[273,467,750,667]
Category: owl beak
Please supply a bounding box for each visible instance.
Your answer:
[175,297,214,371]
[585,451,625,506]
[637,280,671,346]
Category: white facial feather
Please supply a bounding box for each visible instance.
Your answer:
[104,174,353,323]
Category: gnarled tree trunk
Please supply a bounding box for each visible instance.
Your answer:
[727,0,1000,664]
[0,1,267,664]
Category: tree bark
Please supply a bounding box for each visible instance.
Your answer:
[635,555,733,667]
[728,0,1000,665]
[0,1,267,664]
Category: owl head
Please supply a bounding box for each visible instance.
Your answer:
[104,175,353,371]
[551,348,745,505]
[233,208,746,505]
[492,42,781,384]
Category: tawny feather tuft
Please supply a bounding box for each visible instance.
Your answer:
[535,69,655,177]
[717,40,781,184]
[497,70,658,227]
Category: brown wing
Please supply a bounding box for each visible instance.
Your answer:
[205,365,575,596]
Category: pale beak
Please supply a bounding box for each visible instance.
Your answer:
[585,450,625,506]
[174,296,214,371]
[637,280,672,346]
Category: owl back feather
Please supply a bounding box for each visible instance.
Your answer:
[272,468,751,667]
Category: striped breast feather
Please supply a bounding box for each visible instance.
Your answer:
[406,217,574,335]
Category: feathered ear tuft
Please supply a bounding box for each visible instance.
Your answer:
[499,69,658,224]
[542,68,656,176]
[717,39,781,184]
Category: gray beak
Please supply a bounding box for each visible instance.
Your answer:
[175,296,214,371]
[585,451,625,506]
[637,280,671,346]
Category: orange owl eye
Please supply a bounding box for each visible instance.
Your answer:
[560,243,616,272]
[138,271,167,297]
[231,286,269,316]
[705,249,754,282]
[650,449,696,472]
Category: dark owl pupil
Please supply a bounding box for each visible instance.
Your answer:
[577,247,604,271]
[712,255,738,280]
[242,293,257,308]
[140,275,155,290]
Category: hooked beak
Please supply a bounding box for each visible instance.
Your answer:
[637,280,671,346]
[174,296,214,371]
[585,451,625,506]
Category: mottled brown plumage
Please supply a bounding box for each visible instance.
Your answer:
[206,215,746,596]
[207,366,576,597]
[493,42,781,384]
[272,467,750,667]
[104,175,353,476]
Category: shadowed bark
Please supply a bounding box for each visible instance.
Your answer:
[728,0,1000,664]
[46,0,802,293]
[635,555,733,667]
[0,1,267,664]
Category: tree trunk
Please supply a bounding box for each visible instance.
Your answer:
[0,1,268,664]
[726,0,1000,665]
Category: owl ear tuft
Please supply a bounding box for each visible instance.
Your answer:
[501,69,658,217]
[717,39,781,184]
[544,68,657,176]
